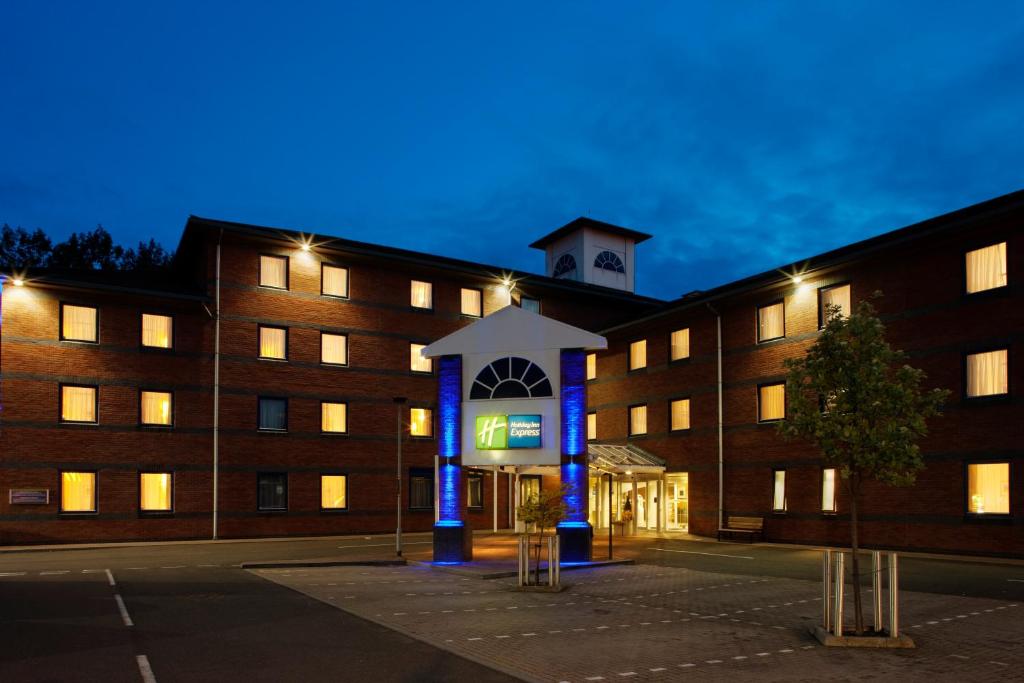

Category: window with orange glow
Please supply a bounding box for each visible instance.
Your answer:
[410,407,433,437]
[141,313,173,348]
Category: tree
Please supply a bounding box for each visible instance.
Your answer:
[1,224,52,271]
[516,485,567,585]
[1,223,175,274]
[49,225,127,271]
[777,296,947,635]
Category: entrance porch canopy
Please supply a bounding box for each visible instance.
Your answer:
[497,443,665,476]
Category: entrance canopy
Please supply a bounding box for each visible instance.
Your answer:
[495,443,665,476]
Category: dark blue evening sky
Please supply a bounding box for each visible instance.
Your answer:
[2,2,1022,299]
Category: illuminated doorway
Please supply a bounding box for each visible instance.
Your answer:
[665,472,689,531]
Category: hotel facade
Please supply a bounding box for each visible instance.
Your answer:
[0,190,1020,557]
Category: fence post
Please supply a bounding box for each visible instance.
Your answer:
[888,552,899,637]
[872,551,883,633]
[833,551,845,637]
[822,549,833,631]
[517,536,527,586]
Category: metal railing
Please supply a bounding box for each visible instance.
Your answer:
[517,535,560,587]
[822,549,899,638]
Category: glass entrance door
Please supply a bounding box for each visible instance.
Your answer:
[665,473,688,531]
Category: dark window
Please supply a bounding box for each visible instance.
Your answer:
[257,473,287,511]
[467,473,484,509]
[410,468,434,510]
[553,253,577,279]
[259,397,288,431]
[593,250,625,273]
[470,356,552,400]
[520,297,541,314]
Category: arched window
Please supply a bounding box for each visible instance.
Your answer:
[470,357,553,400]
[552,253,577,279]
[594,250,625,273]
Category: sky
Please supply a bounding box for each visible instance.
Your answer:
[2,2,1023,300]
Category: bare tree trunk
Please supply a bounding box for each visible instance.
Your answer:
[848,476,865,635]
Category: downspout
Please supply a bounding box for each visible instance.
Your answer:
[213,229,223,539]
[706,302,724,531]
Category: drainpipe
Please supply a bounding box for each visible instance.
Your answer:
[213,229,223,539]
[706,302,724,531]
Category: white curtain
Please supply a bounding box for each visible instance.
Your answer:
[322,265,348,297]
[140,473,172,511]
[630,340,647,370]
[671,399,690,430]
[321,402,347,433]
[773,470,787,511]
[411,280,432,309]
[587,412,597,440]
[966,242,1007,294]
[61,471,96,512]
[141,391,171,425]
[967,349,1008,397]
[410,343,432,372]
[820,285,851,322]
[63,305,97,342]
[821,469,837,512]
[62,386,96,422]
[321,475,347,509]
[671,328,690,361]
[630,405,647,435]
[758,303,784,341]
[461,288,482,317]
[759,383,785,421]
[321,333,347,365]
[260,255,288,288]
[259,327,287,359]
[141,314,172,348]
[586,353,597,380]
[410,408,432,437]
[968,463,1009,514]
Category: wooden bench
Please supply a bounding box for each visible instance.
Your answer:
[717,515,764,543]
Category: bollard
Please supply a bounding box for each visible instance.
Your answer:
[822,550,833,631]
[517,536,528,586]
[546,536,559,587]
[872,551,883,633]
[833,552,845,637]
[888,552,899,637]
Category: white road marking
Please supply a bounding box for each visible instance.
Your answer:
[115,594,134,627]
[650,547,754,560]
[0,572,26,577]
[160,566,186,569]
[1007,579,1024,583]
[40,571,69,575]
[337,541,431,549]
[106,569,116,586]
[136,655,157,683]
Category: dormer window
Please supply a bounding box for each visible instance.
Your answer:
[553,253,577,279]
[594,251,625,273]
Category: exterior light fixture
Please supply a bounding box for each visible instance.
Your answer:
[12,278,25,287]
[792,276,803,284]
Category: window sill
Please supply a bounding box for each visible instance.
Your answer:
[59,339,100,345]
[321,294,350,301]
[258,357,289,363]
[257,429,289,435]
[320,431,349,436]
[139,511,174,518]
[321,362,349,368]
[669,428,692,434]
[964,513,1013,523]
[59,511,99,517]
[757,336,786,345]
[320,508,349,513]
[139,424,174,430]
[60,421,99,427]
[257,285,289,292]
[409,436,435,441]
[257,509,288,514]
[140,346,175,353]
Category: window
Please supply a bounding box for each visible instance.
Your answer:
[60,471,96,512]
[258,326,287,360]
[593,250,625,273]
[818,284,851,327]
[410,280,433,310]
[629,340,647,371]
[966,349,1008,397]
[258,397,287,431]
[321,474,348,510]
[586,353,597,381]
[670,328,690,361]
[758,383,786,422]
[61,304,98,342]
[322,264,349,298]
[757,302,785,342]
[257,473,287,511]
[460,288,482,317]
[61,385,97,424]
[141,313,173,349]
[259,254,288,289]
[321,332,348,366]
[410,407,433,437]
[140,472,172,512]
[410,343,433,373]
[772,470,787,512]
[469,357,552,399]
[821,468,837,512]
[409,468,434,509]
[587,412,597,441]
[467,473,484,509]
[140,390,172,426]
[321,402,347,434]
[520,297,541,314]
[670,398,691,431]
[553,253,577,279]
[967,462,1010,515]
[629,404,648,437]
[966,242,1007,294]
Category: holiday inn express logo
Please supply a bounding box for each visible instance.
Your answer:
[475,415,542,449]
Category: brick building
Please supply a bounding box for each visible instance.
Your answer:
[1,191,1020,556]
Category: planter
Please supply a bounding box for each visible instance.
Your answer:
[810,625,915,648]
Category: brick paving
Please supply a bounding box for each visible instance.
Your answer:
[252,563,1022,682]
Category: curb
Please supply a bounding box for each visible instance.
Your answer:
[409,557,634,579]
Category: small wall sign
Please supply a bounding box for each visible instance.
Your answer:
[475,414,542,449]
[9,489,50,505]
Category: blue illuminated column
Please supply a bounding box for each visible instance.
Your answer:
[433,354,472,562]
[558,348,592,562]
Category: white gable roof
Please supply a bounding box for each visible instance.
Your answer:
[422,305,607,358]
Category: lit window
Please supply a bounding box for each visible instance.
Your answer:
[670,398,690,431]
[322,264,349,298]
[61,304,98,342]
[410,408,433,437]
[966,349,1008,397]
[410,343,433,373]
[140,391,172,426]
[258,326,287,360]
[258,397,287,431]
[758,383,786,422]
[61,471,96,512]
[321,402,347,433]
[822,468,837,512]
[587,412,597,441]
[321,474,347,510]
[321,333,348,366]
[629,340,647,371]
[461,288,482,317]
[61,385,97,423]
[410,280,433,310]
[966,242,1007,294]
[409,468,434,509]
[520,297,540,314]
[141,314,173,349]
[819,284,851,327]
[772,470,787,512]
[586,353,597,381]
[670,328,690,361]
[259,254,288,289]
[758,302,785,342]
[467,474,484,509]
[967,462,1010,514]
[140,472,172,512]
[629,404,647,437]
[257,472,287,511]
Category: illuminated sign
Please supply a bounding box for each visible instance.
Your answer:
[475,414,542,449]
